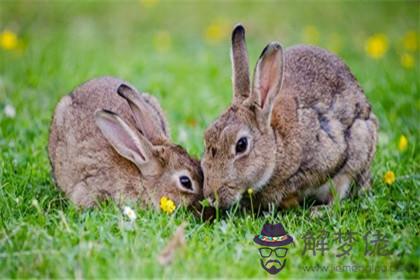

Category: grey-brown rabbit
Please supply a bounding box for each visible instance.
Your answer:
[201,25,378,209]
[48,76,203,209]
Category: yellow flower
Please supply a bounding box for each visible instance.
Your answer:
[0,29,18,50]
[402,31,418,51]
[303,25,320,44]
[365,34,388,59]
[153,31,171,53]
[139,0,159,8]
[383,171,396,185]
[204,20,229,44]
[400,53,415,69]
[247,188,253,195]
[160,196,176,214]
[398,135,408,152]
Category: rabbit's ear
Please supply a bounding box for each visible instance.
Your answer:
[95,109,154,168]
[231,24,251,104]
[252,42,284,120]
[117,84,168,143]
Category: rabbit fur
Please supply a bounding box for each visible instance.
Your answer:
[201,25,378,209]
[48,76,203,209]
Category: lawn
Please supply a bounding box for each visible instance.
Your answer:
[0,1,419,278]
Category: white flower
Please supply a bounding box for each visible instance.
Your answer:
[4,104,16,118]
[122,206,137,222]
[178,127,188,143]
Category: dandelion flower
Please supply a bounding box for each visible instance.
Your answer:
[365,34,388,59]
[204,20,229,44]
[398,135,408,152]
[123,206,137,221]
[402,31,418,51]
[139,0,159,8]
[383,171,396,185]
[153,31,171,53]
[247,188,253,195]
[400,53,415,69]
[4,104,16,118]
[160,196,176,214]
[0,30,18,50]
[303,25,320,44]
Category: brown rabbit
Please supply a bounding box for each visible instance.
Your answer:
[201,25,378,209]
[48,76,203,209]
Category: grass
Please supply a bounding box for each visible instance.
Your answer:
[0,1,419,278]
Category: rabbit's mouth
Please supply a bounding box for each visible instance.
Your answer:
[206,185,243,210]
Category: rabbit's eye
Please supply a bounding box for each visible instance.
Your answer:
[235,137,248,154]
[179,175,193,191]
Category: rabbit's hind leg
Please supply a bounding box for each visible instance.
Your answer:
[344,116,377,197]
[311,115,377,205]
[68,181,98,208]
[312,173,352,204]
[355,168,372,196]
[307,173,351,217]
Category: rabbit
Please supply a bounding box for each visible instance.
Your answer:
[48,76,204,210]
[201,25,378,210]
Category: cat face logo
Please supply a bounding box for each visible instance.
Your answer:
[253,223,294,275]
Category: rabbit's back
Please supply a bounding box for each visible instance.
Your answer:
[282,45,371,125]
[48,77,145,206]
[272,45,377,194]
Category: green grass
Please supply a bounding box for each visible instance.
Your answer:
[0,1,419,278]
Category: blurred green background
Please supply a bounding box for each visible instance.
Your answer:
[0,1,419,278]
